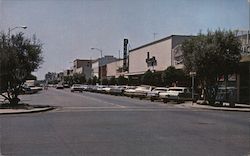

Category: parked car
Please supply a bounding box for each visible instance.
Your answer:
[95,85,106,93]
[109,86,126,95]
[20,86,37,94]
[102,86,112,94]
[159,87,196,103]
[71,84,84,92]
[30,86,43,91]
[147,87,169,101]
[63,84,70,88]
[56,84,64,89]
[133,85,155,99]
[86,85,95,92]
[124,86,137,97]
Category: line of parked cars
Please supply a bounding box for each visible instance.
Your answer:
[56,84,198,104]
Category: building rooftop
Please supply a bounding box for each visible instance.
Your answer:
[129,35,194,53]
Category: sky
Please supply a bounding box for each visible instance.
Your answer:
[0,0,249,80]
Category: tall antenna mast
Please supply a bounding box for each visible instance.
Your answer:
[153,32,157,40]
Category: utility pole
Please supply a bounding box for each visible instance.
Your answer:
[153,32,157,40]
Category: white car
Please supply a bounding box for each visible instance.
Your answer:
[159,87,191,103]
[56,84,64,89]
[124,86,137,97]
[147,87,169,101]
[133,85,155,99]
[102,86,112,93]
[71,84,84,92]
[109,86,126,95]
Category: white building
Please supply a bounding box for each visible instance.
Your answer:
[127,35,192,76]
[106,59,124,79]
[72,59,92,80]
[91,56,118,79]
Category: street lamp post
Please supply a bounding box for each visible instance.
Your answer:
[7,26,27,90]
[91,47,103,85]
[189,71,196,103]
[8,26,27,38]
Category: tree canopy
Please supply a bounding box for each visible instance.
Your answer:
[0,32,43,105]
[163,66,188,87]
[182,30,242,104]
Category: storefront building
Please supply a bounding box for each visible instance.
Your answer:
[127,35,191,76]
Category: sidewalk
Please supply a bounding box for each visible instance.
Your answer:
[177,101,250,112]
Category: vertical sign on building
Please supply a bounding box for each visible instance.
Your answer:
[123,39,128,71]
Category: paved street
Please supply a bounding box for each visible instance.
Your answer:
[0,88,249,156]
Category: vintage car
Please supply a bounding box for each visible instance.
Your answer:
[132,85,155,99]
[70,84,84,92]
[123,86,138,97]
[109,86,126,95]
[147,87,169,101]
[159,87,197,103]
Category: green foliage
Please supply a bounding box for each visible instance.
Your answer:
[64,73,86,85]
[117,76,128,85]
[182,29,241,104]
[163,66,187,87]
[140,70,164,86]
[109,77,117,85]
[152,71,164,86]
[87,78,92,85]
[141,70,154,85]
[92,76,98,85]
[0,32,43,105]
[102,78,108,85]
[26,74,37,80]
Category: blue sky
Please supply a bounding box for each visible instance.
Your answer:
[0,0,249,79]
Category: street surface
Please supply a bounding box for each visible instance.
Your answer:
[0,88,249,156]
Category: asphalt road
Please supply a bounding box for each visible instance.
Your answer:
[0,88,249,156]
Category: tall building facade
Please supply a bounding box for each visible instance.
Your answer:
[72,59,92,80]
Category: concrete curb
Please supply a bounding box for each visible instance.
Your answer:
[0,106,55,115]
[176,102,250,112]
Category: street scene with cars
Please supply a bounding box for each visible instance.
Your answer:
[0,1,250,156]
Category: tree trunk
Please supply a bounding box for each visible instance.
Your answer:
[9,97,20,105]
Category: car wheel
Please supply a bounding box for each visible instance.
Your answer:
[163,99,168,103]
[150,98,154,102]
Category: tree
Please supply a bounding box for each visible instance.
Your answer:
[109,77,117,85]
[26,73,37,80]
[152,71,164,86]
[117,76,128,85]
[0,32,43,105]
[163,66,188,87]
[141,70,154,85]
[72,73,86,84]
[92,76,98,85]
[63,76,73,85]
[87,78,92,85]
[102,78,108,85]
[182,30,241,105]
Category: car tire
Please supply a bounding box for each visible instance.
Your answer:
[163,99,168,103]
